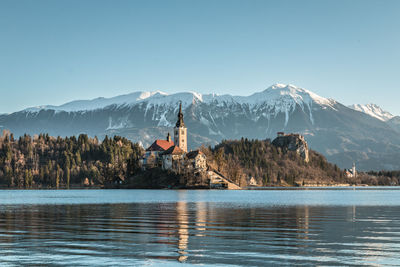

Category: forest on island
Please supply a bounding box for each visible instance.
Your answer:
[0,131,143,188]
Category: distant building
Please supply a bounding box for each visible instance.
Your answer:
[248,176,258,186]
[346,163,357,178]
[141,103,206,172]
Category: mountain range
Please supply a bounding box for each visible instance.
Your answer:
[1,84,399,171]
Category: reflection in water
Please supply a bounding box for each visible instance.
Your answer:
[1,193,400,266]
[177,201,189,262]
[195,202,207,235]
[176,190,189,262]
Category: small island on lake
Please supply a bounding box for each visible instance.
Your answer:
[0,104,399,189]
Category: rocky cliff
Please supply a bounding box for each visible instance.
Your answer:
[272,133,309,162]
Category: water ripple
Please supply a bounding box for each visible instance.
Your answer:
[1,190,400,266]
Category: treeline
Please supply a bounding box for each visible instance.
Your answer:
[202,138,347,186]
[0,131,143,188]
[2,130,398,189]
[368,170,400,178]
[363,170,400,185]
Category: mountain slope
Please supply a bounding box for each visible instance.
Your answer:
[349,103,395,121]
[1,84,400,171]
[387,116,400,133]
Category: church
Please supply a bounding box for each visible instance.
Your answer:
[346,163,357,178]
[140,103,206,172]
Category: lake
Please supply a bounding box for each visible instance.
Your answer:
[1,188,400,266]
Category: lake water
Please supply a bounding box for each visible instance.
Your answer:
[1,188,400,266]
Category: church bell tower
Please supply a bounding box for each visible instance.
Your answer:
[174,103,187,152]
[352,162,357,178]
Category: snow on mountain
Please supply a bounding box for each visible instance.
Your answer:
[24,91,169,113]
[22,84,334,116]
[349,103,395,121]
[235,84,334,106]
[19,84,337,130]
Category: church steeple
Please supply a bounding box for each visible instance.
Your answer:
[176,102,185,127]
[174,102,187,152]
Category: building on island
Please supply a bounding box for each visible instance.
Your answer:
[186,150,207,171]
[141,103,206,172]
[140,137,174,169]
[346,163,357,178]
[140,103,241,189]
[161,145,185,171]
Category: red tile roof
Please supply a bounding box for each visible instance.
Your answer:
[146,140,174,152]
[162,145,185,155]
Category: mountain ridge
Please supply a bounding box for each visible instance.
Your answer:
[21,84,334,114]
[348,103,395,122]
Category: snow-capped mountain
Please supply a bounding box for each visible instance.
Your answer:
[2,84,400,171]
[349,103,395,121]
[24,84,334,114]
[24,91,169,113]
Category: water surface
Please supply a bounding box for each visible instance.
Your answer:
[1,189,400,266]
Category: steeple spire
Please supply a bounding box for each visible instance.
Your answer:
[176,102,185,127]
[174,102,187,152]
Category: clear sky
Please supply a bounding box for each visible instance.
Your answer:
[1,0,399,115]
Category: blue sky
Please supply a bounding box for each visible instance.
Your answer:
[1,0,399,115]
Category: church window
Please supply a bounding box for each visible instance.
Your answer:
[181,130,184,134]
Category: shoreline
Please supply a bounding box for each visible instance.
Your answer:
[1,185,399,190]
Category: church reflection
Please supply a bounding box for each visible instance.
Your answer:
[176,201,189,262]
[195,202,207,235]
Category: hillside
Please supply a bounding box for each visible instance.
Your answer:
[202,138,346,187]
[202,138,399,187]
